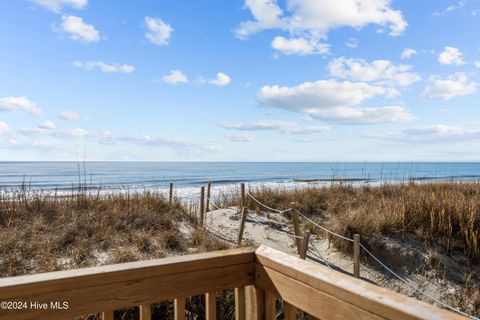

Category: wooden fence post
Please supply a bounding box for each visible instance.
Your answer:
[199,186,205,228]
[353,234,360,278]
[169,182,173,206]
[206,181,212,213]
[300,231,311,259]
[237,207,247,245]
[284,301,296,320]
[240,183,245,214]
[291,211,302,255]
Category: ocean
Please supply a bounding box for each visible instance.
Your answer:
[0,162,479,196]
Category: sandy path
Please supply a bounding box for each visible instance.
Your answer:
[203,207,464,314]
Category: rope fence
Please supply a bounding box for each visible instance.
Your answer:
[167,182,478,320]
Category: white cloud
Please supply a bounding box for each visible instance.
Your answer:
[420,73,476,100]
[73,61,134,73]
[328,57,420,87]
[59,15,100,43]
[61,128,89,138]
[236,0,407,55]
[199,72,231,87]
[221,119,330,134]
[0,96,42,115]
[373,124,480,144]
[159,70,188,85]
[475,61,480,68]
[39,120,56,130]
[31,0,87,12]
[58,110,81,121]
[144,17,173,46]
[271,36,329,55]
[438,46,465,65]
[20,120,57,135]
[257,80,414,124]
[0,122,10,135]
[400,48,416,59]
[345,38,358,48]
[226,133,254,142]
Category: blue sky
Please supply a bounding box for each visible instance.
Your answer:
[1,0,480,161]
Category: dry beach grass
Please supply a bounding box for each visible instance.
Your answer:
[0,181,479,318]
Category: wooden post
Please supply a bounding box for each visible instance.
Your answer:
[101,311,114,320]
[235,287,246,320]
[174,297,186,320]
[206,181,211,213]
[291,211,302,254]
[245,285,265,320]
[264,291,276,320]
[300,231,311,259]
[169,182,173,206]
[140,304,152,320]
[199,186,205,228]
[284,301,296,320]
[237,207,247,245]
[240,183,245,214]
[353,234,360,278]
[206,291,217,320]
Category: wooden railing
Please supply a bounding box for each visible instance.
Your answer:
[0,245,467,320]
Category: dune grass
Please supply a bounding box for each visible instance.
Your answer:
[240,181,480,264]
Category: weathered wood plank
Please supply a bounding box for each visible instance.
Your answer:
[256,265,383,320]
[206,291,217,320]
[0,247,255,296]
[255,245,466,320]
[284,301,296,320]
[139,304,151,320]
[245,285,264,320]
[174,297,185,320]
[0,248,255,320]
[235,287,245,320]
[264,291,276,320]
[101,311,114,320]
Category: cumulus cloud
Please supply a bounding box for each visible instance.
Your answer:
[0,122,10,135]
[59,15,100,43]
[144,17,173,46]
[235,0,407,55]
[400,48,416,59]
[438,46,465,65]
[420,73,476,100]
[198,72,231,87]
[31,0,87,12]
[256,80,414,124]
[226,133,254,142]
[328,57,420,87]
[58,110,81,121]
[271,36,329,55]
[0,96,42,115]
[73,61,134,73]
[158,70,188,85]
[221,119,330,134]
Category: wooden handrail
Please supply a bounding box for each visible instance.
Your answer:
[0,245,469,320]
[255,245,467,320]
[0,247,256,320]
